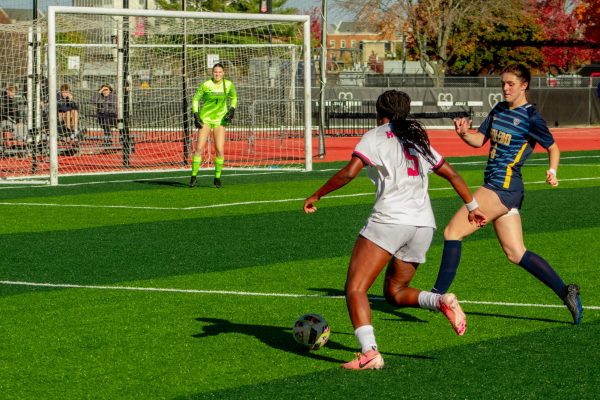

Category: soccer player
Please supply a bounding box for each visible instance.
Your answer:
[304,90,487,370]
[430,64,583,325]
[189,63,237,188]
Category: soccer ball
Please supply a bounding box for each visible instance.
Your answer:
[293,313,330,350]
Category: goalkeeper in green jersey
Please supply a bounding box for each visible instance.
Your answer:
[189,63,238,188]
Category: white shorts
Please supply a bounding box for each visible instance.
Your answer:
[359,219,434,263]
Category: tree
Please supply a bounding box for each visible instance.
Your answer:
[156,0,292,13]
[574,0,600,61]
[448,7,545,75]
[529,0,590,72]
[309,6,322,48]
[336,0,528,80]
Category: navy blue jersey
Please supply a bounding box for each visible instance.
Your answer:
[478,102,555,191]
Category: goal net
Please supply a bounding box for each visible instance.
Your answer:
[1,7,312,185]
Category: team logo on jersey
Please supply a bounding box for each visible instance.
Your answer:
[386,130,394,138]
[488,93,502,108]
[513,118,521,126]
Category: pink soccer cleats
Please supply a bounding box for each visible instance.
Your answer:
[341,349,384,370]
[438,293,467,336]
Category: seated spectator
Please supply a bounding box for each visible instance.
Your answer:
[0,84,27,142]
[91,83,117,148]
[57,83,79,138]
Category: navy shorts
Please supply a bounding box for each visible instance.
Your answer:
[484,183,524,210]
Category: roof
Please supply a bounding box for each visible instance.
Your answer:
[327,21,378,35]
[0,8,45,22]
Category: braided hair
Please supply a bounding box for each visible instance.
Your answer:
[376,90,436,165]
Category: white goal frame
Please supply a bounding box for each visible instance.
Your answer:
[47,6,312,186]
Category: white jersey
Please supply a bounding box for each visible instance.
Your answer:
[353,123,444,228]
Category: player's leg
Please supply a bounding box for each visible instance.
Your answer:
[383,257,419,307]
[212,125,225,188]
[494,212,582,324]
[14,122,27,143]
[64,110,73,131]
[341,236,389,370]
[190,124,211,187]
[99,116,111,147]
[384,227,466,335]
[432,186,509,294]
[72,109,79,132]
[383,225,431,307]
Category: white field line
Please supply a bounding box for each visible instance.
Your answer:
[1,280,597,311]
[0,176,599,211]
[0,154,598,190]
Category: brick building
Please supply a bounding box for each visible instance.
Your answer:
[326,21,402,72]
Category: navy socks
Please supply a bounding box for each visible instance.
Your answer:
[432,240,462,294]
[518,250,565,297]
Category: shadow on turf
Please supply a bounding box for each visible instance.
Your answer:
[193,317,432,363]
[466,310,571,325]
[308,287,428,324]
[133,179,189,187]
[193,317,350,363]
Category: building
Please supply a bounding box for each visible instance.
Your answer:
[326,21,402,72]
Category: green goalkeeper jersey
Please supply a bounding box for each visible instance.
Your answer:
[192,78,238,125]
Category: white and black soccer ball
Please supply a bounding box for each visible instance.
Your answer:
[293,313,330,350]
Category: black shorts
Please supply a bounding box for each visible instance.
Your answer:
[484,183,524,210]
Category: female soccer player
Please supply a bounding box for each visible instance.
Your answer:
[190,63,237,188]
[304,90,487,370]
[430,64,583,325]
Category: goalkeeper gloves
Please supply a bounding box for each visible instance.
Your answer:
[193,114,202,129]
[223,107,235,125]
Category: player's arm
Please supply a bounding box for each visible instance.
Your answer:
[434,160,487,227]
[228,81,238,109]
[545,142,560,187]
[454,117,487,148]
[191,84,204,114]
[304,156,365,213]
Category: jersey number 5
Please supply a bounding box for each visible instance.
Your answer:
[403,145,420,176]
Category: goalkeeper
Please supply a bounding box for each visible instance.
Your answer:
[189,63,238,188]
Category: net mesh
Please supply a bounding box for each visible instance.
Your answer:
[0,11,309,182]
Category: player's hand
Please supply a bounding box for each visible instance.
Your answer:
[468,209,487,227]
[303,195,319,213]
[193,114,202,129]
[453,117,471,137]
[223,107,235,124]
[546,169,558,187]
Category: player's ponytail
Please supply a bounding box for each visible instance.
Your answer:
[376,90,436,165]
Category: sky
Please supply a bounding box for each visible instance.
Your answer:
[286,0,355,23]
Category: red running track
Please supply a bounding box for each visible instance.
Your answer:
[313,127,600,162]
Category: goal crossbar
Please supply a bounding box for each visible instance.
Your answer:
[46,6,312,185]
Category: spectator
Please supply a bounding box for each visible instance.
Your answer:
[0,84,27,142]
[57,83,79,138]
[91,83,117,148]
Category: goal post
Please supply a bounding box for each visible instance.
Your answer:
[42,7,312,185]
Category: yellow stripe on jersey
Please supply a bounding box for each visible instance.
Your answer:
[503,142,528,189]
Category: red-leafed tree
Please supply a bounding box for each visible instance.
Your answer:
[574,0,600,61]
[309,6,322,48]
[529,0,591,72]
